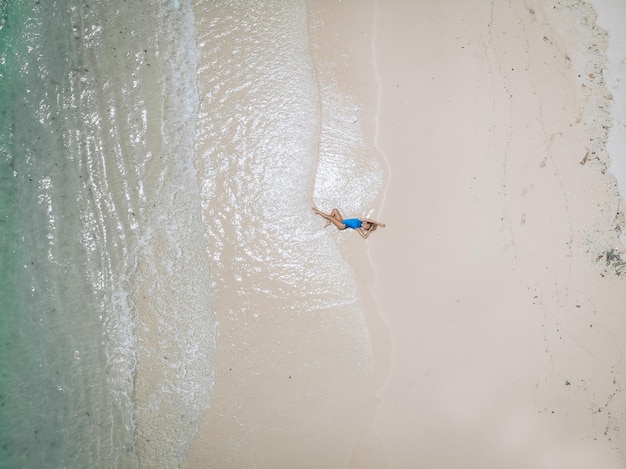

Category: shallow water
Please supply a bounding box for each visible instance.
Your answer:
[1,0,214,467]
[184,2,383,465]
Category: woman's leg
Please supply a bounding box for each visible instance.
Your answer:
[329,209,343,221]
[313,207,346,230]
[326,209,345,228]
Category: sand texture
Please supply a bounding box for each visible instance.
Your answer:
[369,0,626,467]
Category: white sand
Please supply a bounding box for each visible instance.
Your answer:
[369,0,626,467]
[183,0,626,467]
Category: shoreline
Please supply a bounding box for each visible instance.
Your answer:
[306,0,392,396]
[306,1,392,463]
[183,2,385,467]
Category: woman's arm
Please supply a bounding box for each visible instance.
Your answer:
[358,226,375,239]
[361,218,386,227]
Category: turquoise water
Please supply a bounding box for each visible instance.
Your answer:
[0,1,214,467]
[0,1,139,466]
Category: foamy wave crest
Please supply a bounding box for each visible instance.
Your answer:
[125,2,217,468]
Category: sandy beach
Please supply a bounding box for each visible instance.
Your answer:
[183,0,626,467]
[4,0,623,466]
[369,0,626,466]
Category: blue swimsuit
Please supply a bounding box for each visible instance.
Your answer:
[342,218,362,229]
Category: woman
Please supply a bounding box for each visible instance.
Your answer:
[313,207,385,239]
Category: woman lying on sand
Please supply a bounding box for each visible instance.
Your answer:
[313,207,385,239]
